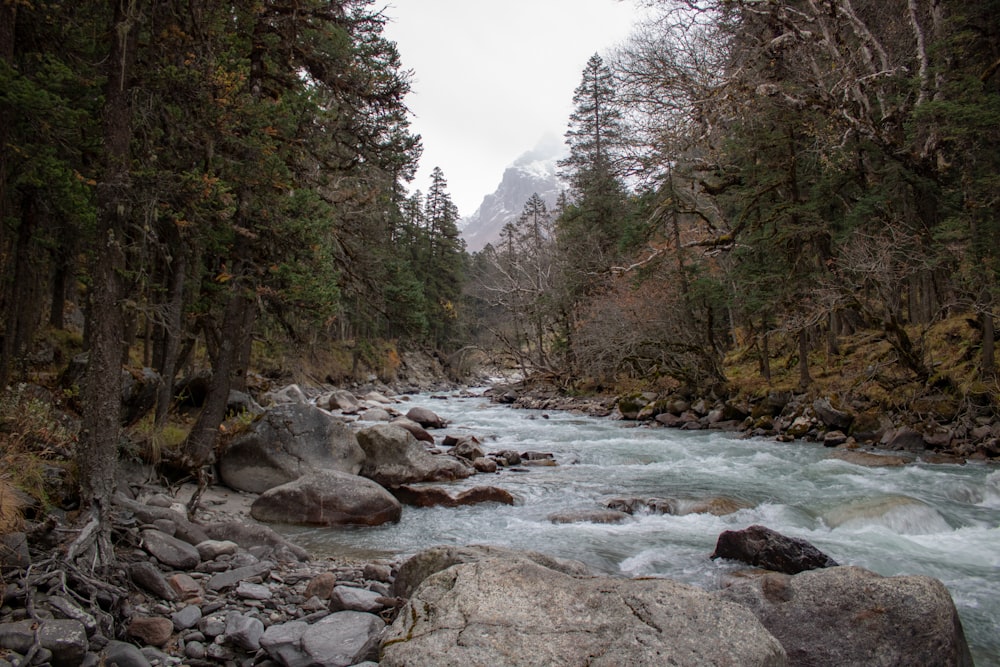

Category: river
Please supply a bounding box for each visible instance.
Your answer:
[283,390,1000,665]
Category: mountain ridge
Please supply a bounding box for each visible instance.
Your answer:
[460,143,566,253]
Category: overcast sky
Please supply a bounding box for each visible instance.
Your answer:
[382,0,641,217]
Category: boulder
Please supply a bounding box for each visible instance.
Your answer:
[263,383,309,405]
[250,470,401,526]
[717,566,973,667]
[711,525,838,574]
[392,545,593,599]
[329,585,386,613]
[359,407,392,422]
[449,438,484,461]
[812,398,854,431]
[380,556,786,667]
[322,389,362,412]
[0,619,88,667]
[405,406,447,429]
[390,417,434,443]
[881,426,926,452]
[261,612,383,667]
[391,485,514,508]
[357,424,472,487]
[473,457,497,473]
[218,403,365,493]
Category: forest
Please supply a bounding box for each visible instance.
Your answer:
[1,0,998,565]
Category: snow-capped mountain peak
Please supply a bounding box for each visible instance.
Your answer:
[460,138,567,253]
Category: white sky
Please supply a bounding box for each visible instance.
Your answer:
[382,0,641,217]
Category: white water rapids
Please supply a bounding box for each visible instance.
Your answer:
[281,390,1000,665]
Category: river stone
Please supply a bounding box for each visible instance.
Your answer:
[322,389,362,412]
[360,407,392,422]
[102,640,151,667]
[449,438,484,461]
[128,616,173,647]
[812,398,854,431]
[171,605,202,631]
[717,566,973,667]
[547,509,630,524]
[129,561,178,601]
[392,545,594,598]
[204,521,310,562]
[0,619,88,667]
[206,561,274,592]
[357,424,472,487]
[405,406,447,428]
[250,469,401,526]
[828,449,908,467]
[225,611,264,652]
[195,539,239,560]
[380,556,786,667]
[218,402,365,493]
[390,417,434,443]
[140,529,200,569]
[881,426,927,452]
[711,525,838,574]
[392,485,514,508]
[329,585,385,613]
[301,612,383,666]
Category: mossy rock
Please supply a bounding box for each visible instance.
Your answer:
[616,394,647,420]
[850,411,886,442]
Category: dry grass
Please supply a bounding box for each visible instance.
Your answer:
[0,478,24,534]
[722,315,998,408]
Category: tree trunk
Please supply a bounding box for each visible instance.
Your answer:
[154,248,187,426]
[982,309,996,380]
[74,0,140,570]
[797,328,812,390]
[182,289,255,471]
[0,192,44,387]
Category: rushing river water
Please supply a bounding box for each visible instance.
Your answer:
[283,390,1000,665]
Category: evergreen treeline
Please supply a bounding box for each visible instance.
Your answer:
[470,0,999,397]
[0,0,466,564]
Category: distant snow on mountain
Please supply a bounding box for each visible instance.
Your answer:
[460,136,567,253]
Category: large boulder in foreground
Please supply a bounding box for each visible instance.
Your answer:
[357,424,471,487]
[711,525,838,574]
[392,545,593,598]
[717,566,973,667]
[250,470,401,527]
[219,403,365,493]
[380,555,787,667]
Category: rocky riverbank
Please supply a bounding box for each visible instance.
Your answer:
[0,382,982,665]
[492,380,1000,464]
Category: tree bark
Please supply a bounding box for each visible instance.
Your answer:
[982,310,996,380]
[182,289,255,471]
[75,0,140,570]
[798,328,812,390]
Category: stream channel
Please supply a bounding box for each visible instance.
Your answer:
[282,389,1000,665]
